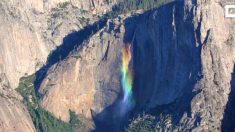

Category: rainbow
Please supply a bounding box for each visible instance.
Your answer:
[120,44,135,111]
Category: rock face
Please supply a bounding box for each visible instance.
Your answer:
[0,0,48,89]
[1,0,235,131]
[188,0,235,131]
[39,17,125,122]
[39,0,235,131]
[0,0,117,89]
[0,0,117,131]
[0,74,36,132]
[129,0,235,131]
[0,97,36,132]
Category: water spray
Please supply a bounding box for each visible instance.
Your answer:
[120,43,135,114]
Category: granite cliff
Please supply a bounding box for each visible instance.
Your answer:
[0,0,116,131]
[129,0,235,131]
[1,0,235,131]
[38,0,235,131]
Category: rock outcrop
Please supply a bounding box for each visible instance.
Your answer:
[0,0,48,89]
[38,17,125,123]
[1,0,235,131]
[0,0,117,89]
[0,74,36,132]
[129,0,235,131]
[39,0,235,131]
[0,0,117,131]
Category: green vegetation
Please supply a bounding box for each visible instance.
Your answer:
[69,110,82,128]
[101,0,174,20]
[126,113,156,132]
[51,12,60,18]
[117,0,174,13]
[16,74,83,132]
[125,113,173,132]
[58,2,70,9]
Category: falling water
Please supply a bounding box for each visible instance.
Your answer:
[120,43,135,115]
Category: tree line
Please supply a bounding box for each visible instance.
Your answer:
[116,0,173,13]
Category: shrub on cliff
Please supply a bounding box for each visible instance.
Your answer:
[126,113,174,132]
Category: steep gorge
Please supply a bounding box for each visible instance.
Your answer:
[1,0,235,131]
[38,0,235,131]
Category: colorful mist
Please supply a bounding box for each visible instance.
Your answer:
[120,44,135,112]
